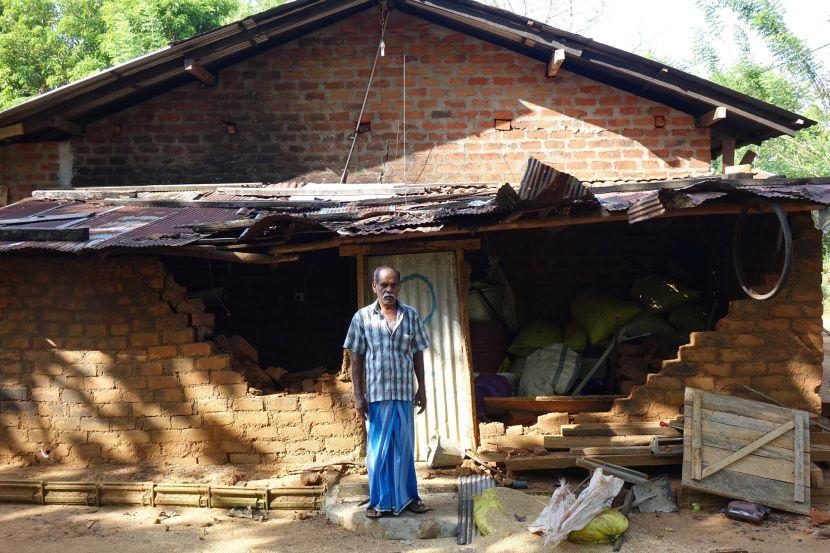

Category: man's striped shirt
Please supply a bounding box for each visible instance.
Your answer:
[343,301,431,403]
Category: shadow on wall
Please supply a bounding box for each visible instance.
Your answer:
[0,256,361,469]
[68,11,710,188]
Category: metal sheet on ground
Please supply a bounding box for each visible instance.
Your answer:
[366,251,475,461]
[682,387,811,514]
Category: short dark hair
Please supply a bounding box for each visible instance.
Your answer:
[373,265,401,284]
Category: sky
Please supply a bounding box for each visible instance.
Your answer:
[501,0,830,78]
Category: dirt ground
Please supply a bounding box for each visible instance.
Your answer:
[1,465,828,552]
[1,501,829,553]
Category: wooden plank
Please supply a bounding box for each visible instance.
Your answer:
[571,445,682,456]
[184,59,216,86]
[701,444,796,484]
[560,421,680,437]
[701,419,795,479]
[739,150,757,165]
[702,421,797,460]
[575,457,649,484]
[794,413,806,503]
[699,408,797,437]
[697,106,727,127]
[542,435,670,449]
[484,395,621,414]
[546,48,566,77]
[685,389,799,425]
[456,249,478,448]
[692,391,702,480]
[506,452,681,471]
[813,433,830,446]
[486,435,543,450]
[0,227,89,242]
[682,459,810,515]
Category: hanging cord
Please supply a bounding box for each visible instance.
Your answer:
[206,260,231,318]
[339,12,390,183]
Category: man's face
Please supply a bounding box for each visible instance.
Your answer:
[372,268,401,307]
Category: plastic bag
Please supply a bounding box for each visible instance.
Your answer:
[507,322,562,357]
[723,501,770,525]
[567,508,629,544]
[473,487,547,538]
[518,343,580,396]
[563,320,588,353]
[631,274,700,313]
[528,468,624,548]
[570,291,642,345]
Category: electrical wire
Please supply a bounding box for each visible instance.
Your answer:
[339,12,390,183]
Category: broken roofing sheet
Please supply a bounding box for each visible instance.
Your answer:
[0,159,829,255]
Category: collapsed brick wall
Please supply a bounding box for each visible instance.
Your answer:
[0,256,361,468]
[608,212,824,421]
[63,10,710,188]
[0,142,63,203]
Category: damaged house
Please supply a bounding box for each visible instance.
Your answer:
[0,0,828,472]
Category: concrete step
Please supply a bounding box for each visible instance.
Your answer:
[325,491,458,540]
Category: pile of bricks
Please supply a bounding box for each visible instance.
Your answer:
[0,256,361,469]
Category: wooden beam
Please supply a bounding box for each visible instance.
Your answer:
[697,106,727,127]
[0,227,89,242]
[561,421,682,437]
[51,117,83,136]
[339,238,480,257]
[739,150,757,165]
[546,48,566,77]
[141,246,297,264]
[483,395,621,414]
[184,59,216,86]
[0,123,25,140]
[721,137,736,172]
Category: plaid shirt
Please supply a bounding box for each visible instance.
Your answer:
[343,300,431,403]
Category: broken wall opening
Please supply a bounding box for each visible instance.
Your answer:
[466,214,754,430]
[161,250,357,390]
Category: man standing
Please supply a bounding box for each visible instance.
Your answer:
[343,265,431,518]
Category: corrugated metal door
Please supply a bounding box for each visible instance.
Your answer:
[365,251,475,461]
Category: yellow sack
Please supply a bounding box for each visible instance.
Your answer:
[563,320,588,353]
[567,508,629,544]
[507,321,561,357]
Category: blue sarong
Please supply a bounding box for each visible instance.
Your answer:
[366,400,420,515]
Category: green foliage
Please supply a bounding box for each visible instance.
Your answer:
[0,0,286,109]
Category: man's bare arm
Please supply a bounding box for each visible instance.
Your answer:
[413,351,427,414]
[351,352,368,420]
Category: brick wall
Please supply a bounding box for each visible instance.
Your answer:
[0,142,63,203]
[607,212,824,421]
[0,256,361,468]
[63,10,710,188]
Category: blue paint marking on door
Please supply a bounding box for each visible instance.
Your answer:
[401,272,437,327]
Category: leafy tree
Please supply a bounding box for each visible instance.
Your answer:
[0,0,285,108]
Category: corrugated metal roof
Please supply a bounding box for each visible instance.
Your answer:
[2,163,830,257]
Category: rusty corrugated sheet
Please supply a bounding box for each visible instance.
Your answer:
[518,157,594,205]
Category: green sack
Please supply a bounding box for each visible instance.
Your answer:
[631,274,700,313]
[563,320,588,353]
[668,304,710,333]
[507,321,562,357]
[567,508,629,544]
[570,291,642,345]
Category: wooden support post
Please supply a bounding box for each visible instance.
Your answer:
[546,49,566,77]
[739,150,757,165]
[697,106,727,127]
[721,137,736,173]
[184,59,216,86]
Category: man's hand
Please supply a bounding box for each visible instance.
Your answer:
[354,394,368,420]
[414,388,427,414]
